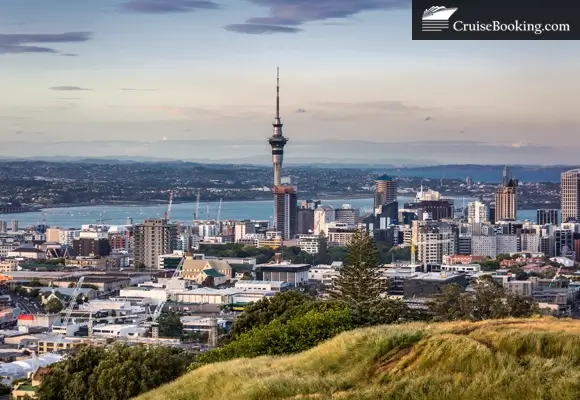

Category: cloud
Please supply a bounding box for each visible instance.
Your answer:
[49,86,92,91]
[119,0,220,13]
[224,24,303,34]
[226,0,409,34]
[55,97,81,100]
[121,88,159,92]
[0,32,91,55]
[60,53,79,57]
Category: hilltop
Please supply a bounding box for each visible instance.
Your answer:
[137,318,580,400]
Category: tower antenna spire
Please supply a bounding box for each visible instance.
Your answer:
[276,66,280,119]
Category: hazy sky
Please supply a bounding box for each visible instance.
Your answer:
[1,0,579,164]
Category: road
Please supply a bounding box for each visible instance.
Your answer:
[3,291,41,314]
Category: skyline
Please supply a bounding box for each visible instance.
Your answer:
[2,0,579,163]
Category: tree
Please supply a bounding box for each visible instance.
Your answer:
[37,345,195,400]
[330,229,383,304]
[228,291,315,339]
[29,278,43,287]
[428,275,539,322]
[191,307,354,370]
[157,311,183,338]
[45,297,64,314]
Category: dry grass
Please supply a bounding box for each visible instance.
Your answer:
[136,318,580,400]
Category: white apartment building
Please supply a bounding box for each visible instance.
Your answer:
[467,201,489,223]
[59,229,80,246]
[471,235,497,258]
[412,221,455,265]
[234,221,255,242]
[327,222,357,247]
[496,235,518,254]
[314,206,335,235]
[198,223,219,238]
[298,234,324,254]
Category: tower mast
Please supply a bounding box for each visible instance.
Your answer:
[268,67,288,187]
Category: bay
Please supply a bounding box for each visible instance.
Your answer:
[0,197,536,229]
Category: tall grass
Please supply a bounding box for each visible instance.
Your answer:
[136,319,580,400]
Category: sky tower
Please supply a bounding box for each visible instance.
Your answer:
[268,67,288,187]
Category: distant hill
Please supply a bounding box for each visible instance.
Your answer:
[389,164,577,183]
[137,318,580,400]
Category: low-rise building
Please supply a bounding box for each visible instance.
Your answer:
[403,272,467,299]
[254,263,310,286]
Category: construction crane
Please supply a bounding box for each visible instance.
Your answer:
[164,191,174,221]
[51,277,85,335]
[140,256,186,335]
[548,265,564,288]
[194,189,201,221]
[216,198,223,222]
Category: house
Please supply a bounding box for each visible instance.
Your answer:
[11,366,50,399]
[182,258,232,283]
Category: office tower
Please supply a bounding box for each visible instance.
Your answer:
[73,233,111,257]
[561,169,580,223]
[314,206,335,235]
[268,68,288,187]
[335,205,357,225]
[0,221,6,233]
[10,220,18,232]
[495,167,518,221]
[133,218,178,269]
[489,203,496,224]
[411,220,455,271]
[126,217,133,226]
[467,201,489,223]
[273,186,297,240]
[537,209,559,225]
[420,199,453,220]
[374,175,397,208]
[297,208,314,234]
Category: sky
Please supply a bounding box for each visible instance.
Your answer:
[1,0,579,164]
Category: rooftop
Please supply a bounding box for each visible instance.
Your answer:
[376,174,393,181]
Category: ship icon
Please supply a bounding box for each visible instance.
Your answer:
[421,6,458,32]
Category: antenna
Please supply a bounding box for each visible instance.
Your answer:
[276,67,280,119]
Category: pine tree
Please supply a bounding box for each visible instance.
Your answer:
[331,229,383,304]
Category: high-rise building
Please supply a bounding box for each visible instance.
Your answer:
[273,186,297,240]
[133,218,178,269]
[537,209,559,225]
[10,220,18,232]
[375,175,397,208]
[0,221,7,233]
[314,206,335,235]
[268,68,288,187]
[468,201,489,223]
[495,167,518,221]
[561,169,580,223]
[297,208,314,234]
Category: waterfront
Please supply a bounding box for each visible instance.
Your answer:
[0,197,536,228]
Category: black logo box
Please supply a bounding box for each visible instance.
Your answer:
[412,0,579,40]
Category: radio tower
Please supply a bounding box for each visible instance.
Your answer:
[268,67,288,187]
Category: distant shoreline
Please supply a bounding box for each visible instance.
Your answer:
[7,193,552,212]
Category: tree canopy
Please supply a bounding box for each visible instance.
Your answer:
[331,229,383,304]
[428,275,539,321]
[38,345,195,400]
[44,297,64,314]
[157,311,184,338]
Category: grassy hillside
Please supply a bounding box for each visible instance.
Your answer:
[137,319,580,400]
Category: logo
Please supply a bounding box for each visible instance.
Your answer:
[422,6,458,31]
